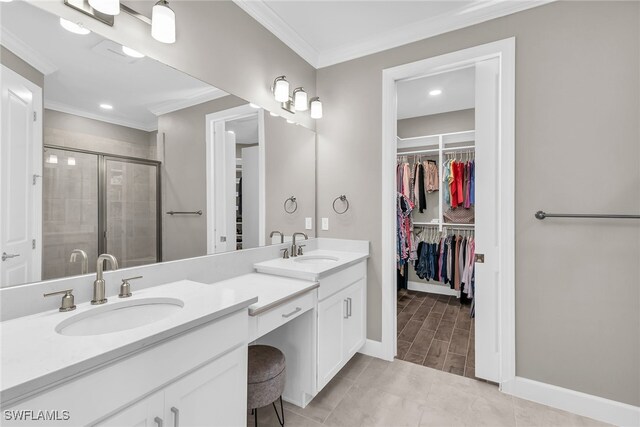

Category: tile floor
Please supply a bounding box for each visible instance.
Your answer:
[397,289,474,378]
[249,355,610,426]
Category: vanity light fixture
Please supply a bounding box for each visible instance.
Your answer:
[273,76,290,103]
[152,0,176,44]
[429,89,442,96]
[100,103,113,110]
[122,46,144,58]
[59,17,91,35]
[310,97,323,119]
[88,0,119,15]
[293,87,308,111]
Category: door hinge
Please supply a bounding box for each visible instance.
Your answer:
[33,111,37,122]
[32,239,36,249]
[474,253,485,263]
[32,174,41,185]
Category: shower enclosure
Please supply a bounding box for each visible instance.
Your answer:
[43,146,161,280]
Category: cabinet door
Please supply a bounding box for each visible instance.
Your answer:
[94,392,164,427]
[343,278,366,358]
[164,346,247,427]
[317,290,347,390]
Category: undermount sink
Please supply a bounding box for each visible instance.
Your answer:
[293,255,340,265]
[56,297,184,337]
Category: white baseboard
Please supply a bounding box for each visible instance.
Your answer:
[359,339,390,360]
[501,377,640,427]
[407,281,459,297]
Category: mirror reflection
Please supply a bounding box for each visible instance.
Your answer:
[0,1,316,287]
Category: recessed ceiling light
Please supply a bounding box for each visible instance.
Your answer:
[67,157,76,166]
[59,18,90,35]
[228,130,235,135]
[0,0,14,3]
[286,120,294,124]
[249,103,260,109]
[122,46,145,58]
[100,103,113,110]
[269,112,279,117]
[429,89,442,96]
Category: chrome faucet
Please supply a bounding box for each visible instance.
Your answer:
[290,232,308,258]
[270,230,284,244]
[70,249,88,275]
[92,254,119,305]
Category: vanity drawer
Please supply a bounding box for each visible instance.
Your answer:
[318,261,366,301]
[254,290,316,340]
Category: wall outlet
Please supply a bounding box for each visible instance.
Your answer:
[321,218,329,230]
[305,217,312,230]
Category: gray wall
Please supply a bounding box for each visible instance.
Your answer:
[397,109,475,138]
[44,109,156,159]
[264,114,316,241]
[31,0,316,129]
[1,45,44,88]
[317,1,640,406]
[158,95,247,262]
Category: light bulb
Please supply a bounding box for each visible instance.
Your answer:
[273,76,289,103]
[122,46,144,58]
[88,0,120,15]
[293,87,308,111]
[429,89,442,96]
[152,0,176,44]
[310,97,323,119]
[59,18,90,35]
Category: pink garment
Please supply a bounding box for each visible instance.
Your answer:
[402,163,410,199]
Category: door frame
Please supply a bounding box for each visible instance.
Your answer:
[0,64,43,284]
[205,105,265,254]
[380,38,516,385]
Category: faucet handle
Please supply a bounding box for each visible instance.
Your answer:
[280,248,290,259]
[119,276,143,298]
[297,245,306,256]
[44,289,76,312]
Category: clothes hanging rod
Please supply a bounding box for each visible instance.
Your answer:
[535,211,640,220]
[398,145,475,156]
[166,210,203,216]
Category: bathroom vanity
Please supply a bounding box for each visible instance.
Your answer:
[0,240,368,426]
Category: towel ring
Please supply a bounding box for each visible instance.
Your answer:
[284,196,297,214]
[332,195,349,214]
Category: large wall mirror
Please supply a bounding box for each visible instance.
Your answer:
[0,0,316,287]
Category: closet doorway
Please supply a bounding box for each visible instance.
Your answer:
[381,38,515,386]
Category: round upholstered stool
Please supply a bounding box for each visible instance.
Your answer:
[248,345,286,427]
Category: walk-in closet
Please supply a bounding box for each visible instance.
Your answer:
[395,67,478,378]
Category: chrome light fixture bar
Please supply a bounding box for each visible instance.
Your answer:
[271,76,323,119]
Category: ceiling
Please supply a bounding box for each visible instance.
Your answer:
[0,1,225,131]
[397,66,475,120]
[234,0,551,68]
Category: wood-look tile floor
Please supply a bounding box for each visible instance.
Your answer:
[248,355,610,426]
[396,289,475,378]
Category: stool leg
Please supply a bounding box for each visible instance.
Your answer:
[254,408,258,427]
[272,396,285,426]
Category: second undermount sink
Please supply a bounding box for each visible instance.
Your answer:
[293,255,340,265]
[56,297,184,337]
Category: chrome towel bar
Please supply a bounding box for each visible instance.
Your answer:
[535,211,640,220]
[166,210,202,216]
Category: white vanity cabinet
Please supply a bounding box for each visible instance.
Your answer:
[316,262,367,391]
[96,346,246,427]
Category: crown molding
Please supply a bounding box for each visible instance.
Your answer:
[233,0,553,70]
[147,86,229,116]
[0,28,58,75]
[45,100,158,132]
[232,0,320,68]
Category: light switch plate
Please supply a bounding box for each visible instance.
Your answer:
[322,218,329,230]
[305,217,312,230]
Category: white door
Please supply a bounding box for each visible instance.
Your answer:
[0,65,42,287]
[317,292,347,390]
[164,347,247,427]
[342,279,366,357]
[93,392,164,427]
[211,123,237,253]
[241,146,259,249]
[474,57,501,382]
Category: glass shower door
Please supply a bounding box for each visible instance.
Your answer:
[104,158,160,269]
[42,148,99,280]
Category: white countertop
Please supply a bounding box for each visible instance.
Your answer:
[208,273,318,315]
[253,249,369,281]
[0,280,257,405]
